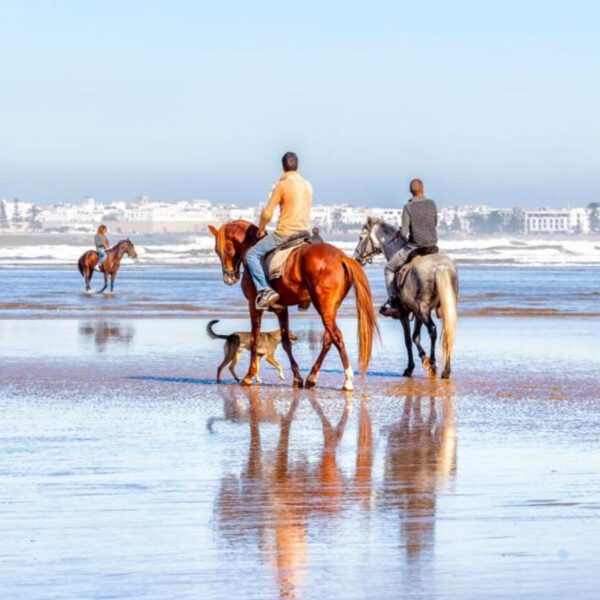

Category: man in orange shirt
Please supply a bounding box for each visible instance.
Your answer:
[246,151,313,309]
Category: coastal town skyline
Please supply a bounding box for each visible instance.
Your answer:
[1,194,598,236]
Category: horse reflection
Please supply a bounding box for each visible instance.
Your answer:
[381,381,456,560]
[78,321,134,352]
[214,389,356,598]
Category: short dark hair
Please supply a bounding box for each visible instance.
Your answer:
[409,178,424,195]
[281,151,299,172]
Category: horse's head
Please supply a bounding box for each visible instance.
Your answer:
[122,239,138,259]
[353,216,384,265]
[208,220,258,285]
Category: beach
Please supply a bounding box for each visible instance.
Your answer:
[2,296,600,598]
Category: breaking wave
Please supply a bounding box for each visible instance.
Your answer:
[0,236,599,267]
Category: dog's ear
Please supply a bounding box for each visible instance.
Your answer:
[208,225,218,237]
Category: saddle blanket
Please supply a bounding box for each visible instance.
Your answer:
[264,245,300,281]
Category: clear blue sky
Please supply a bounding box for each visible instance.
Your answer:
[1,1,599,207]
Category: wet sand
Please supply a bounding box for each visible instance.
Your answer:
[1,317,600,599]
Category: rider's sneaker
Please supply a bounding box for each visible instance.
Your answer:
[256,288,280,310]
[379,301,400,318]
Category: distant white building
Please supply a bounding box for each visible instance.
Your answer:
[525,207,590,234]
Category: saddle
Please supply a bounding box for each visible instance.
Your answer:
[261,228,324,281]
[396,245,439,287]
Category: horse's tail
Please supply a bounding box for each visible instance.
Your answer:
[77,255,85,276]
[207,319,230,340]
[341,256,379,374]
[436,266,458,377]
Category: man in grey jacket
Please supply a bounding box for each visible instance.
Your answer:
[380,178,438,315]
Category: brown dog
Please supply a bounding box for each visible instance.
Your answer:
[207,319,297,383]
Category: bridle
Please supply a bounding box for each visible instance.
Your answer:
[356,223,383,264]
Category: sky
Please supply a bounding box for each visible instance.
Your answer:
[1,0,599,207]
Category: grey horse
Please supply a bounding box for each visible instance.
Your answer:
[353,217,458,379]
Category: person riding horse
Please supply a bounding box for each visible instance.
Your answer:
[94,224,111,271]
[246,151,313,310]
[380,179,438,317]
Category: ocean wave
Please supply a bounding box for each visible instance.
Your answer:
[0,236,599,267]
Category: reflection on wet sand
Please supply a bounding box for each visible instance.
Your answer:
[214,382,455,598]
[207,387,280,432]
[78,321,135,351]
[382,380,456,561]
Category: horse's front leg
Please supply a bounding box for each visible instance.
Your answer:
[84,268,93,292]
[275,307,303,388]
[99,272,108,293]
[110,272,116,293]
[241,304,263,386]
[400,313,415,377]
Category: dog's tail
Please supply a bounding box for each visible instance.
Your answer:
[207,319,229,340]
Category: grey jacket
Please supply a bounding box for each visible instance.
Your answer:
[401,197,438,246]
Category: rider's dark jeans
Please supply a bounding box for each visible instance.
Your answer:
[246,232,287,292]
[384,243,418,298]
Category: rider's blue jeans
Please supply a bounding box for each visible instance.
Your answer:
[245,232,285,292]
[97,248,107,265]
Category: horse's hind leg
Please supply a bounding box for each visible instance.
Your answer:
[306,330,332,388]
[84,269,93,292]
[412,319,428,365]
[400,313,415,377]
[110,272,117,292]
[423,315,438,377]
[275,308,303,388]
[320,312,353,391]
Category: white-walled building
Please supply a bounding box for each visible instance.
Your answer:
[525,208,590,234]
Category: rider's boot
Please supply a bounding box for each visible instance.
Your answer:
[255,288,280,310]
[380,296,400,318]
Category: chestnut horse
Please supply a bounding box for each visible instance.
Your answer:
[209,220,378,391]
[78,239,138,293]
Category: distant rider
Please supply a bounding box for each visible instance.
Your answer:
[246,151,313,310]
[94,224,110,271]
[380,178,438,316]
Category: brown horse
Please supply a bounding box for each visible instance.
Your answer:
[78,239,138,293]
[208,220,378,390]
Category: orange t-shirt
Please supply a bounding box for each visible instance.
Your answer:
[259,171,313,237]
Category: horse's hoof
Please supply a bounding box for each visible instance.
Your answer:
[402,368,414,378]
[428,367,437,379]
[305,375,317,389]
[342,380,354,392]
[241,377,253,386]
[441,370,451,380]
[292,378,304,388]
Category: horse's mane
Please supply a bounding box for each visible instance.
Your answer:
[379,220,399,235]
[109,239,133,252]
[225,220,258,246]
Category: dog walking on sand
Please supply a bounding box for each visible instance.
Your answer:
[207,320,297,383]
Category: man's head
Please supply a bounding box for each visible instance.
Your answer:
[281,151,299,172]
[409,178,425,197]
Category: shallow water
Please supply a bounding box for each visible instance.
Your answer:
[1,317,599,599]
[1,265,600,318]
